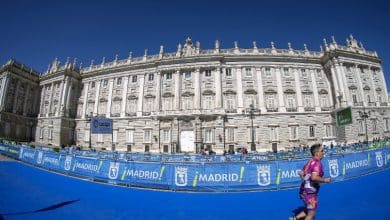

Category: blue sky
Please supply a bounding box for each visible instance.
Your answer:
[1,0,389,90]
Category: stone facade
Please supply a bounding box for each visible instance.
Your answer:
[1,35,389,153]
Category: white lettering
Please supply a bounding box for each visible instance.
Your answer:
[198,173,239,182]
[125,169,159,180]
[75,162,99,172]
[346,159,369,170]
[23,152,35,159]
[281,169,301,179]
[43,156,60,166]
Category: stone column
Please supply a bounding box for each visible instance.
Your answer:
[236,66,244,112]
[326,73,334,107]
[0,75,9,111]
[137,74,145,117]
[293,68,304,112]
[368,66,379,106]
[275,67,285,112]
[93,80,101,115]
[379,68,389,103]
[194,68,201,110]
[22,84,30,116]
[174,69,181,110]
[120,76,129,117]
[336,62,351,106]
[58,77,65,116]
[353,65,366,105]
[256,68,266,113]
[47,82,55,117]
[106,78,114,117]
[310,69,321,111]
[81,82,89,119]
[65,79,73,117]
[214,67,222,109]
[12,80,21,114]
[329,65,341,108]
[39,85,46,116]
[155,71,161,111]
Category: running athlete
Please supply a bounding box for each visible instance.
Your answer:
[290,144,331,220]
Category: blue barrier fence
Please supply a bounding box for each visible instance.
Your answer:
[1,144,389,192]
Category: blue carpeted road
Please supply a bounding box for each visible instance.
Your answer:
[0,161,389,220]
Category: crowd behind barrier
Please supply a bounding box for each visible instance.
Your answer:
[0,139,389,192]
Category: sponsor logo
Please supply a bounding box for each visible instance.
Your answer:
[198,173,239,182]
[43,156,60,166]
[108,162,120,180]
[375,152,383,167]
[175,167,188,186]
[37,151,43,164]
[328,159,339,178]
[257,165,271,186]
[74,161,99,172]
[281,169,301,179]
[122,169,159,180]
[64,156,72,171]
[345,159,369,170]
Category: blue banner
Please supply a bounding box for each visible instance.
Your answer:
[1,144,389,192]
[91,117,113,134]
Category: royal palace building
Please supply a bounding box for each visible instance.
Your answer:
[1,35,389,153]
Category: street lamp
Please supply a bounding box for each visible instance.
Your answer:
[358,108,371,143]
[248,104,258,152]
[86,112,93,149]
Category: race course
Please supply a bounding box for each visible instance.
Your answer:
[0,160,389,220]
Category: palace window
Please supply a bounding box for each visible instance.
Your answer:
[166,72,172,80]
[384,119,390,131]
[182,96,193,110]
[286,95,296,108]
[325,125,334,137]
[265,68,271,77]
[117,78,122,85]
[128,99,137,113]
[225,68,232,76]
[266,95,275,109]
[40,128,44,139]
[103,79,108,87]
[144,98,154,112]
[99,102,107,115]
[283,68,290,77]
[290,126,298,140]
[91,81,95,88]
[127,130,134,143]
[372,120,377,132]
[203,96,213,109]
[205,70,212,77]
[270,127,278,142]
[132,75,137,83]
[163,129,171,143]
[225,95,235,110]
[301,69,307,78]
[144,130,151,143]
[185,71,191,78]
[204,128,214,143]
[226,128,234,142]
[304,95,313,107]
[162,97,173,110]
[245,95,256,108]
[320,95,328,107]
[359,121,364,134]
[309,126,315,138]
[245,68,252,77]
[148,74,154,81]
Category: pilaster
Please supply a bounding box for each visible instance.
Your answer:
[275,67,285,112]
[81,82,89,119]
[155,71,161,111]
[174,69,181,110]
[93,80,101,115]
[12,80,21,114]
[22,84,30,116]
[106,78,114,117]
[310,69,321,111]
[120,76,129,117]
[293,68,304,112]
[137,74,145,116]
[256,68,266,113]
[214,67,222,109]
[353,64,366,106]
[194,68,201,109]
[236,66,244,112]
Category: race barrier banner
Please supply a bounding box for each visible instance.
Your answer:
[1,144,389,192]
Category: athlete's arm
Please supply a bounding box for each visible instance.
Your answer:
[311,172,331,183]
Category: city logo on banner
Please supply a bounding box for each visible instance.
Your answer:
[375,152,383,168]
[37,151,43,164]
[64,156,72,171]
[108,162,120,180]
[328,159,339,178]
[257,165,271,186]
[175,167,188,186]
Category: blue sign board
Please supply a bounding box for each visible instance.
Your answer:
[91,117,113,134]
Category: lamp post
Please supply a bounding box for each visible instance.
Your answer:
[249,104,257,152]
[86,112,93,149]
[358,108,371,143]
